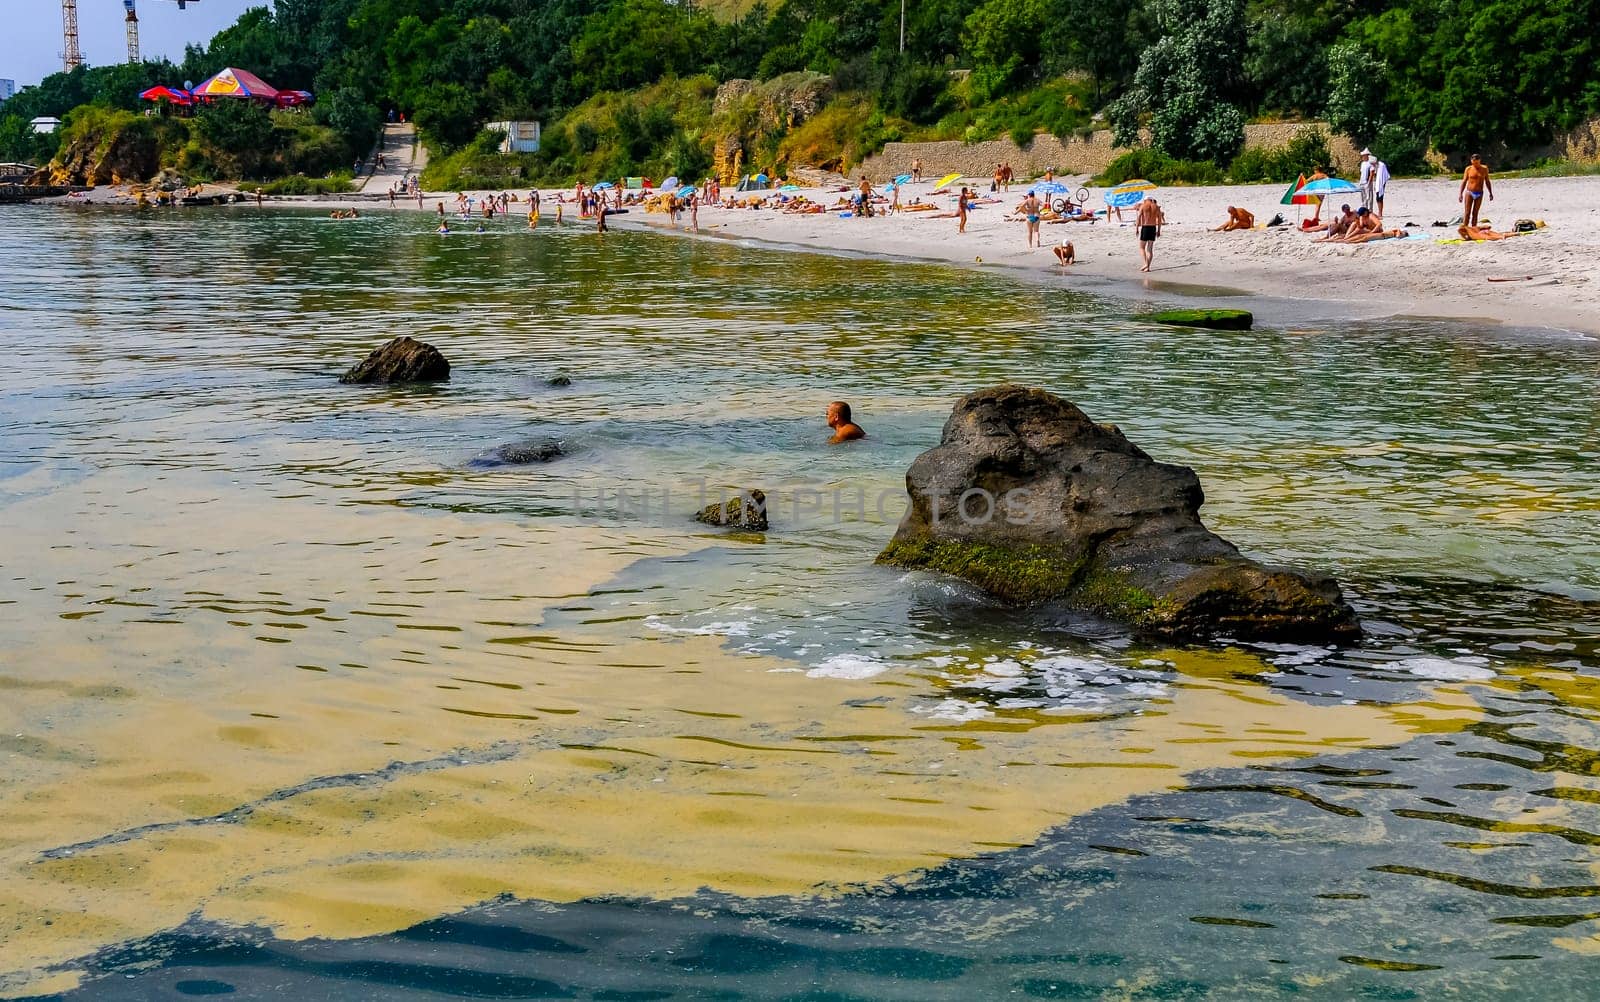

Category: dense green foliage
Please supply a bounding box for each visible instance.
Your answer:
[4,0,1599,182]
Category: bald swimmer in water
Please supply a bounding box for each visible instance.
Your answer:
[827,401,865,444]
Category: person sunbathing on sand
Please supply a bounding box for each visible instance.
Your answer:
[1310,205,1357,239]
[1345,227,1406,243]
[1458,224,1510,241]
[1334,207,1385,242]
[1214,206,1255,231]
[827,401,865,444]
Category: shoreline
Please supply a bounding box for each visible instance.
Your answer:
[32,173,1600,339]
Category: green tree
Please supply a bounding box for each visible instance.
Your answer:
[1110,0,1247,163]
[963,0,1049,100]
[320,86,381,152]
[411,82,482,151]
[193,100,276,176]
[1323,41,1388,144]
[571,0,708,94]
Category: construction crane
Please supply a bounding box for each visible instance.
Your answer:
[61,0,197,72]
[62,0,82,71]
[124,0,139,64]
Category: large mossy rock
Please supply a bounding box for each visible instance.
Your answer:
[695,490,769,531]
[1148,308,1253,330]
[339,336,450,384]
[876,385,1359,643]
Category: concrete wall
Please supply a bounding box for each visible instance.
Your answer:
[856,122,1362,181]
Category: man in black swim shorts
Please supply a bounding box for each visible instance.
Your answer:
[1135,197,1165,272]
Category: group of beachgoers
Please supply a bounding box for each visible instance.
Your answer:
[419,151,1529,268]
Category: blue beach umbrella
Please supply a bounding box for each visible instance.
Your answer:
[894,174,912,185]
[1033,180,1069,195]
[676,185,697,197]
[591,181,615,190]
[660,176,680,191]
[754,173,769,184]
[1297,176,1362,197]
[778,184,800,192]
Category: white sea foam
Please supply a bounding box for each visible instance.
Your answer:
[806,654,894,680]
[915,698,994,722]
[644,617,753,637]
[1392,656,1496,681]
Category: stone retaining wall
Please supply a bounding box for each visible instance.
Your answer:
[856,122,1362,181]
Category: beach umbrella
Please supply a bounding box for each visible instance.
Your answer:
[1032,181,1069,195]
[1104,178,1157,209]
[893,174,912,185]
[1297,177,1360,197]
[934,172,961,189]
[1109,179,1157,196]
[1104,189,1148,209]
[676,186,697,197]
[591,181,615,190]
[753,173,770,184]
[660,176,680,192]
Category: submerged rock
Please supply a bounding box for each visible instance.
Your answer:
[469,439,564,468]
[547,374,573,387]
[1147,308,1254,330]
[339,336,450,384]
[695,489,769,531]
[876,385,1359,643]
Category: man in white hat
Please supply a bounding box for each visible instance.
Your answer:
[1357,148,1376,212]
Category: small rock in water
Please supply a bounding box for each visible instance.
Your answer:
[695,489,768,531]
[547,374,573,387]
[1147,308,1254,331]
[339,336,450,384]
[469,439,565,468]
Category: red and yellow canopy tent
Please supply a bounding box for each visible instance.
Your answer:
[189,67,280,103]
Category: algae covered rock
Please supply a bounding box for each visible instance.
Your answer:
[1148,308,1253,330]
[877,385,1358,643]
[339,336,450,384]
[695,490,769,531]
[468,439,563,468]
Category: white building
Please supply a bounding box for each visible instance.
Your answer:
[31,117,61,134]
[487,121,541,154]
[0,79,15,103]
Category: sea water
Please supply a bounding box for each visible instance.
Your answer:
[2,206,1599,999]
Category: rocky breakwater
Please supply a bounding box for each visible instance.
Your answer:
[877,385,1360,643]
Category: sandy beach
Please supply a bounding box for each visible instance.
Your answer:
[42,172,1600,337]
[610,174,1600,338]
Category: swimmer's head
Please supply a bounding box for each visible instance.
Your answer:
[826,401,852,427]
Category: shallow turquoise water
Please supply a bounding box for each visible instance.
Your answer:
[2,206,1600,999]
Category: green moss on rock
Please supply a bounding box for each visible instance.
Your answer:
[1147,309,1253,330]
[877,537,1083,605]
[1072,567,1159,620]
